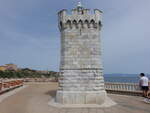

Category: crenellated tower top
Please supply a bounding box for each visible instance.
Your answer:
[58,3,102,31]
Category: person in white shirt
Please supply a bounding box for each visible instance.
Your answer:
[139,73,149,97]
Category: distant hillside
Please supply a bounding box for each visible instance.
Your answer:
[0,68,59,78]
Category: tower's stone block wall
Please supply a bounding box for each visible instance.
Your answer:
[56,5,107,105]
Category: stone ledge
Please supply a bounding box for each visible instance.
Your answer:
[48,96,116,108]
[106,89,142,96]
[56,90,106,104]
[60,68,103,70]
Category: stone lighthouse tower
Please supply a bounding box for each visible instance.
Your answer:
[55,2,107,106]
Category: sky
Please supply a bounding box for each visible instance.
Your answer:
[0,0,150,74]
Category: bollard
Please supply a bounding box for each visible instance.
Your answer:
[0,83,2,91]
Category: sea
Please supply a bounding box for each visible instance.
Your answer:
[104,77,140,83]
[104,74,150,83]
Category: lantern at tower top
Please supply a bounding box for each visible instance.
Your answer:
[77,1,82,8]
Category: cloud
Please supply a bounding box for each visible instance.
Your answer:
[101,0,150,73]
[0,0,150,73]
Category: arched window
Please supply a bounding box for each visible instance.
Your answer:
[90,19,95,24]
[60,21,63,28]
[98,21,102,29]
[66,20,71,28]
[84,20,89,28]
[99,21,102,27]
[78,20,83,28]
[72,20,77,28]
[90,19,95,28]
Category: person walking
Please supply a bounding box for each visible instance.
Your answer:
[139,73,149,98]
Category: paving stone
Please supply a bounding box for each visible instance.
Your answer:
[0,83,150,113]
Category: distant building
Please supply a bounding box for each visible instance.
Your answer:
[0,64,18,71]
[0,66,7,71]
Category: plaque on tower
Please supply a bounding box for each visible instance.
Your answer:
[49,3,116,107]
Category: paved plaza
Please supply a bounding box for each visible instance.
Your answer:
[0,83,150,113]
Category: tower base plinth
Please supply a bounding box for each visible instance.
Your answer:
[56,90,106,105]
[48,90,116,108]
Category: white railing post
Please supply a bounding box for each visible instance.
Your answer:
[105,82,142,95]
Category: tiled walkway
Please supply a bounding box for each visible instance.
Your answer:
[0,83,149,113]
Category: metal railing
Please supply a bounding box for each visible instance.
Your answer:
[0,79,23,94]
[105,82,141,91]
[0,78,148,96]
[23,77,58,82]
[104,82,150,96]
